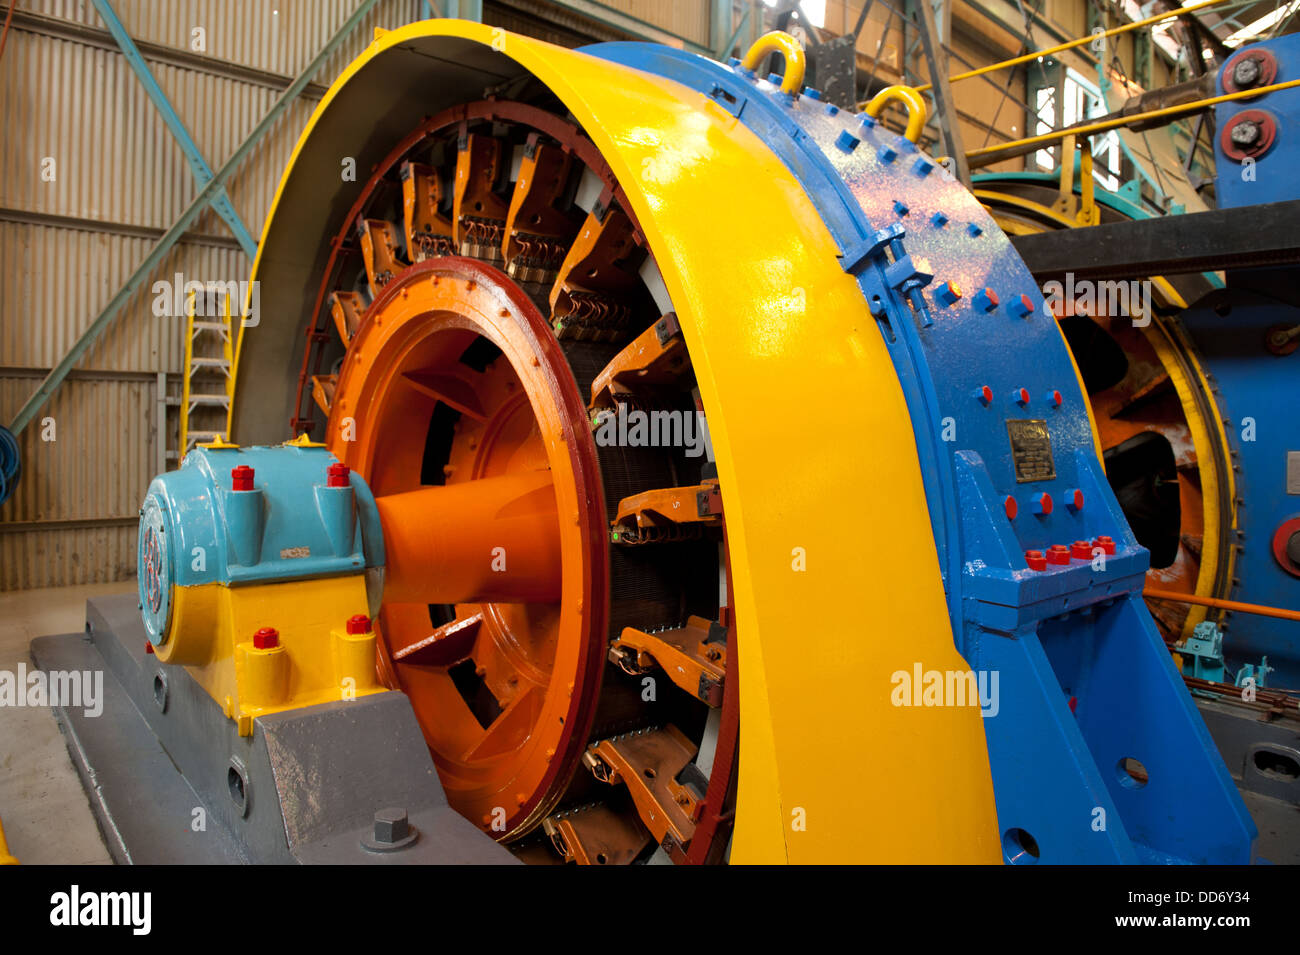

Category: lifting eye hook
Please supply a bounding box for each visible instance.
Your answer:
[740,31,807,97]
[863,85,929,144]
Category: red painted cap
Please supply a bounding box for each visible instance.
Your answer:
[1047,544,1071,565]
[327,462,350,488]
[1069,489,1084,511]
[979,385,993,404]
[346,614,371,635]
[1004,496,1018,520]
[1093,535,1116,555]
[1071,540,1093,560]
[1025,550,1047,571]
[231,465,255,492]
[1036,493,1053,515]
[145,641,155,655]
[253,627,279,650]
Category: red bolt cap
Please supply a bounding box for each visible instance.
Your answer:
[1046,544,1071,565]
[1015,387,1030,405]
[978,385,993,405]
[346,614,371,635]
[1071,540,1093,560]
[1004,496,1018,520]
[1068,695,1078,713]
[1068,488,1084,511]
[253,627,279,649]
[145,641,155,655]
[327,462,350,488]
[1025,550,1047,571]
[1093,535,1116,555]
[231,465,255,491]
[1035,493,1053,515]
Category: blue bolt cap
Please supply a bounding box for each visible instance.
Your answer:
[935,281,960,306]
[824,103,840,116]
[878,145,898,163]
[768,72,783,85]
[913,156,934,176]
[858,112,877,128]
[834,129,860,153]
[931,211,948,228]
[966,223,983,237]
[893,199,909,216]
[973,288,999,312]
[728,57,741,67]
[805,87,823,100]
[1008,294,1034,319]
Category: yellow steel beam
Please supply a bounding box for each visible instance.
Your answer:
[914,0,1234,94]
[967,78,1300,165]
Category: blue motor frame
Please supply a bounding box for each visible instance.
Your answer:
[585,41,1256,862]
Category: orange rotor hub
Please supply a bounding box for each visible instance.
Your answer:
[328,257,609,838]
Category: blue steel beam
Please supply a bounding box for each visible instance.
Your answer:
[8,0,384,436]
[90,0,258,259]
[714,1,752,59]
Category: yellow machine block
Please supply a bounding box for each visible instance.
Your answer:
[156,575,386,736]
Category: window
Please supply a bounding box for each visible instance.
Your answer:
[762,0,827,30]
[1034,66,1122,191]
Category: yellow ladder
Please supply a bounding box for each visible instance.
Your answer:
[180,287,234,457]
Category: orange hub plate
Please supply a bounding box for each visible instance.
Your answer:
[328,257,608,839]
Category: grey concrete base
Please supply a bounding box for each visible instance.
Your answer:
[31,593,515,865]
[1197,696,1300,865]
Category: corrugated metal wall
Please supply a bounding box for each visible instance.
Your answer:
[0,0,432,590]
[0,0,718,590]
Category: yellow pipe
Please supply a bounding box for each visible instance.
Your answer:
[915,0,1233,93]
[740,31,806,97]
[864,84,929,143]
[0,817,18,865]
[967,77,1300,161]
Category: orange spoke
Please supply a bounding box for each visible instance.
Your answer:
[393,609,484,666]
[401,369,488,422]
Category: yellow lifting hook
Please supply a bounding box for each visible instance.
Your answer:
[741,31,807,97]
[864,85,929,144]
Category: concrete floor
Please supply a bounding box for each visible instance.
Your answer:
[0,582,125,864]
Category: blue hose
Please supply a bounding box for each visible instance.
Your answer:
[0,425,20,507]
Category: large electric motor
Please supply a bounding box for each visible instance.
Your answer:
[209,20,1256,863]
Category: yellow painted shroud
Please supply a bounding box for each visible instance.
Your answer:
[234,20,1001,863]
